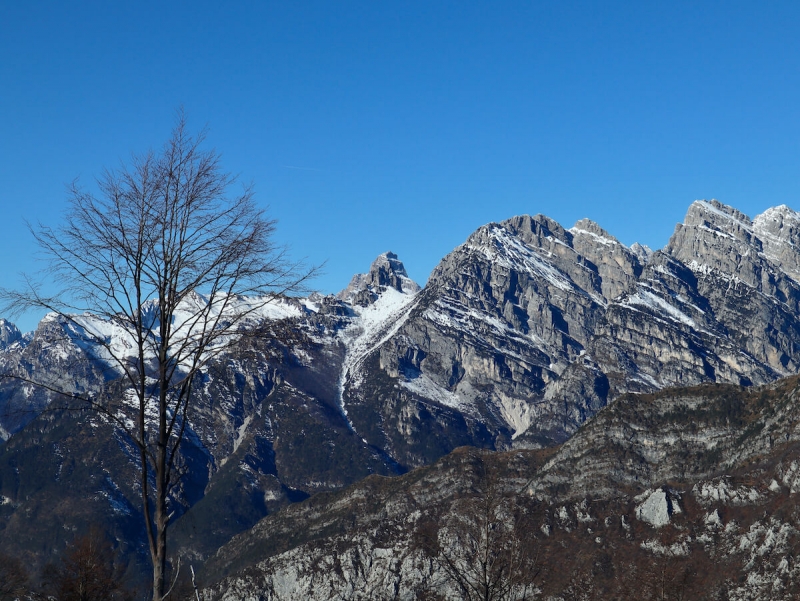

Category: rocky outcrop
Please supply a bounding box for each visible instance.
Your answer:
[337,251,420,307]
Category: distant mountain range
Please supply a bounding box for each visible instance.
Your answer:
[4,199,800,596]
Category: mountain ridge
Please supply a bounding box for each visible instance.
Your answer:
[199,374,800,600]
[4,199,800,589]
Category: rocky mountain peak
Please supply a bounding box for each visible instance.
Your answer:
[569,218,642,301]
[630,242,653,264]
[752,204,800,247]
[666,201,800,287]
[457,214,569,257]
[337,251,420,306]
[686,198,751,225]
[680,199,754,241]
[368,252,416,290]
[753,205,800,283]
[757,203,797,218]
[569,218,618,243]
[665,199,764,283]
[0,319,22,349]
[505,214,572,248]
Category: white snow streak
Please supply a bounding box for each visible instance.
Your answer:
[337,287,420,426]
[468,226,575,292]
[400,373,465,411]
[569,227,619,247]
[622,288,696,328]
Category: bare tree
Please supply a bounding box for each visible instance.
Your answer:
[1,112,314,601]
[0,552,30,601]
[42,530,133,601]
[639,554,695,601]
[419,461,540,601]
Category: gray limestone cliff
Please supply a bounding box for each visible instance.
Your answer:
[346,200,800,451]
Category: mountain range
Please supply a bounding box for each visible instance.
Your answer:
[3,199,800,598]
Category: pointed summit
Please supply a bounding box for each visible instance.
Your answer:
[0,319,21,349]
[337,252,420,306]
[366,252,418,292]
[630,242,653,265]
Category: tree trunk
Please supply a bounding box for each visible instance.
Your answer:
[152,363,170,601]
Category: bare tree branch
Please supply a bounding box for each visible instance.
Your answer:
[0,110,316,601]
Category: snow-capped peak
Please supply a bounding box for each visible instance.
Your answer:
[0,319,22,350]
[337,251,420,306]
[336,258,421,429]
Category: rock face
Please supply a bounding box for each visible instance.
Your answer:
[634,489,674,528]
[347,200,800,451]
[0,319,21,349]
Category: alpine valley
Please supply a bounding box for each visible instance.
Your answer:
[5,199,800,599]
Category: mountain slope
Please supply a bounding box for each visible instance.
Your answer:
[199,375,800,600]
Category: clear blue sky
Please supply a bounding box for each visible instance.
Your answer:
[2,2,799,332]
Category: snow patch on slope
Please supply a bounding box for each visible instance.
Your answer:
[400,372,465,411]
[338,287,420,425]
[622,288,696,328]
[468,225,575,292]
[569,226,619,247]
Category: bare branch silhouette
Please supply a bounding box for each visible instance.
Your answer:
[0,110,317,601]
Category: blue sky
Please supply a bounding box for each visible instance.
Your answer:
[2,2,799,331]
